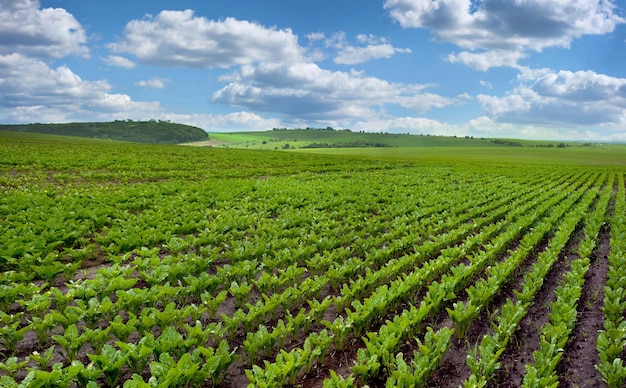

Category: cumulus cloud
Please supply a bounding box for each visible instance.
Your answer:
[212,61,457,121]
[162,111,281,132]
[335,43,411,65]
[446,49,526,71]
[301,31,412,64]
[109,10,304,68]
[353,116,462,135]
[466,116,615,141]
[0,0,88,58]
[477,68,626,127]
[351,113,624,141]
[384,0,625,68]
[0,54,161,123]
[135,78,169,89]
[102,55,136,69]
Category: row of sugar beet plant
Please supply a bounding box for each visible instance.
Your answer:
[331,171,626,388]
[345,170,597,386]
[597,173,626,387]
[1,138,625,387]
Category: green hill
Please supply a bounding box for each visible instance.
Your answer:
[0,120,208,144]
[202,129,575,150]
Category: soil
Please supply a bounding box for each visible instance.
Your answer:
[493,232,578,387]
[557,223,610,387]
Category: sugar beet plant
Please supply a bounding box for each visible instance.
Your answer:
[0,133,623,387]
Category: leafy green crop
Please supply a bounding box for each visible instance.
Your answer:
[1,132,623,387]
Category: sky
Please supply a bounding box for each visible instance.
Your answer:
[1,0,626,140]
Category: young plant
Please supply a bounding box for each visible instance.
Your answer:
[74,361,101,388]
[194,341,239,386]
[201,289,228,319]
[19,293,51,320]
[447,301,479,339]
[52,324,85,363]
[29,314,56,347]
[117,335,155,375]
[322,316,353,351]
[148,352,198,387]
[0,312,28,356]
[243,324,272,364]
[229,280,253,308]
[109,313,138,342]
[351,348,381,385]
[62,260,83,282]
[25,361,83,388]
[0,357,29,379]
[29,346,56,372]
[323,370,357,388]
[88,344,129,388]
[153,326,186,360]
[82,326,112,354]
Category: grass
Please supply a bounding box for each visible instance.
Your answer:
[299,145,626,167]
[3,128,625,168]
[207,130,499,150]
[203,130,626,168]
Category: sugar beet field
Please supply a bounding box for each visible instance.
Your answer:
[1,134,626,387]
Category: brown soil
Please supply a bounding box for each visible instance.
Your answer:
[557,223,610,387]
[425,224,550,388]
[493,232,578,387]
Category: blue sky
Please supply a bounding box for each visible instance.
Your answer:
[1,0,626,140]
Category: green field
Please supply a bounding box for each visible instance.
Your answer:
[1,131,626,387]
[206,129,626,167]
[300,145,626,167]
[207,129,540,149]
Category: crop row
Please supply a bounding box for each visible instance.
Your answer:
[597,173,626,386]
[348,172,597,386]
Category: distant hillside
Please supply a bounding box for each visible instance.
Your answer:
[204,129,497,150]
[0,120,208,144]
[202,129,583,150]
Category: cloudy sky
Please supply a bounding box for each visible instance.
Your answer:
[1,0,625,140]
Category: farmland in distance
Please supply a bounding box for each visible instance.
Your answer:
[1,131,626,387]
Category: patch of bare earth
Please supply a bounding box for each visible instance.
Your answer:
[180,140,225,147]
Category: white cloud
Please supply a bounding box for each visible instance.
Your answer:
[109,10,304,68]
[323,32,348,49]
[102,55,136,69]
[0,0,88,58]
[351,114,625,141]
[0,54,161,123]
[335,43,411,65]
[356,34,386,45]
[306,32,326,42]
[384,0,625,68]
[479,80,493,89]
[161,111,281,132]
[315,32,411,65]
[466,116,617,141]
[212,61,457,121]
[477,68,626,127]
[353,116,462,135]
[446,50,526,71]
[136,78,169,89]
